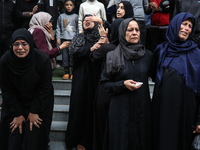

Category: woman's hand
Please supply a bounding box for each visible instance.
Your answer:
[44,22,55,40]
[86,13,103,25]
[98,24,108,37]
[10,115,25,134]
[90,43,101,51]
[98,36,109,44]
[59,41,71,50]
[90,36,109,51]
[149,2,158,10]
[124,80,142,91]
[193,125,200,133]
[30,5,38,16]
[57,39,61,45]
[27,113,43,131]
[32,5,38,14]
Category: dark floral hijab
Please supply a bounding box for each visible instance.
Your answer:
[69,14,100,67]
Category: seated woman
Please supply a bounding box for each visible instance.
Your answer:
[152,12,200,150]
[0,29,54,150]
[100,18,154,150]
[29,12,69,68]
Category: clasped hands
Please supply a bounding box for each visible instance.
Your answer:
[10,113,42,134]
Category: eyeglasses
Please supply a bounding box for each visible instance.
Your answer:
[12,42,29,47]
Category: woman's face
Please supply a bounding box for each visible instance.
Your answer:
[125,20,140,44]
[83,17,95,30]
[116,3,125,18]
[13,40,30,58]
[178,18,193,41]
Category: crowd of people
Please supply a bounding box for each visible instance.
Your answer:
[0,0,200,150]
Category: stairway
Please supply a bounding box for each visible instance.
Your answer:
[49,80,71,150]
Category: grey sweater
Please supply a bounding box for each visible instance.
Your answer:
[56,13,78,40]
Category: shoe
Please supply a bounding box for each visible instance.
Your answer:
[70,75,73,80]
[77,144,85,150]
[63,74,69,80]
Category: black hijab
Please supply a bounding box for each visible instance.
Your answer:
[106,18,145,74]
[1,28,35,75]
[110,18,124,45]
[118,1,134,19]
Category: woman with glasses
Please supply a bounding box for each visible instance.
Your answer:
[0,29,54,150]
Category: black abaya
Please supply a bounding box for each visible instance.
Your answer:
[65,40,101,150]
[101,50,154,150]
[152,68,200,150]
[91,43,117,150]
[0,49,54,150]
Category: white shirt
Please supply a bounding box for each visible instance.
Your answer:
[78,0,107,33]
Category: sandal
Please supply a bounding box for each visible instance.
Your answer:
[77,144,85,150]
[62,74,69,80]
[70,75,73,80]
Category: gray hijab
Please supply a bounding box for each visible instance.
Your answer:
[106,18,145,74]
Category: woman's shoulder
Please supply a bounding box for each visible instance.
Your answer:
[32,28,46,38]
[144,49,153,55]
[0,50,11,64]
[34,48,49,61]
[32,28,45,36]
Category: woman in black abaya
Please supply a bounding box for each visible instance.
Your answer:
[90,18,124,150]
[0,29,54,150]
[152,12,200,150]
[100,18,154,150]
[65,14,100,150]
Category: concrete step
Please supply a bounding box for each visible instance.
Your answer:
[54,90,71,105]
[49,141,77,150]
[49,141,67,150]
[52,80,72,91]
[50,121,68,142]
[53,105,69,121]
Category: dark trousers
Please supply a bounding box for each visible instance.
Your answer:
[149,28,167,52]
[61,39,71,74]
[7,121,42,150]
[0,39,11,57]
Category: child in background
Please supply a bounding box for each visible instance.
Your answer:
[56,0,78,80]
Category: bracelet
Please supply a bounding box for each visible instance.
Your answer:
[99,36,106,38]
[57,46,61,53]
